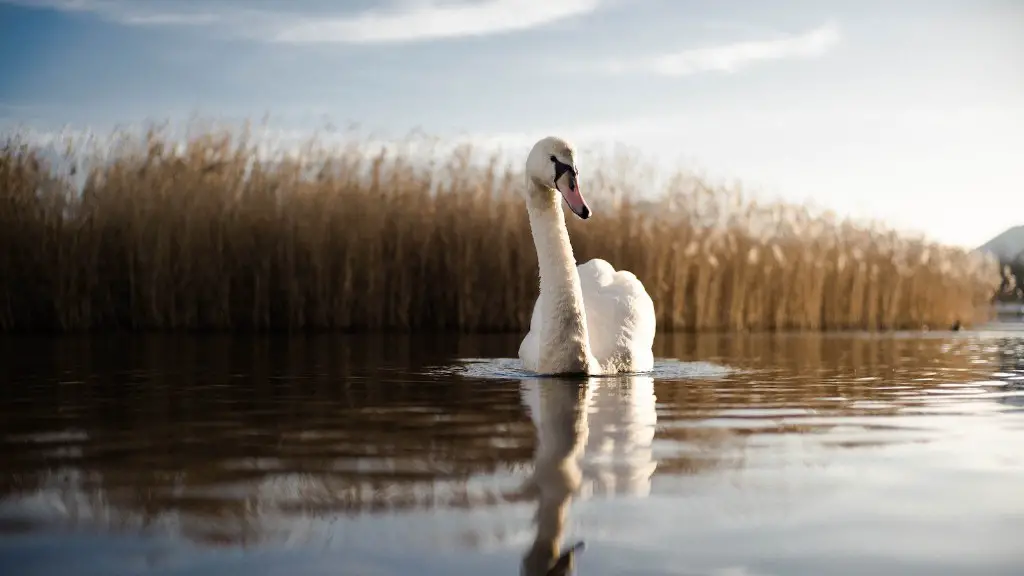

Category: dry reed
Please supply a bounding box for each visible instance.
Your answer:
[0,122,1002,333]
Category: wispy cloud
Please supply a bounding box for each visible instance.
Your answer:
[4,0,605,43]
[603,22,841,76]
[272,0,602,44]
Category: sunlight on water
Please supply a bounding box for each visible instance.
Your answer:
[0,330,1023,575]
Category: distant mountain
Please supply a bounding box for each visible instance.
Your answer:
[978,225,1024,263]
[979,225,1024,303]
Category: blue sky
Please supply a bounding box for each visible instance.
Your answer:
[1,0,1022,248]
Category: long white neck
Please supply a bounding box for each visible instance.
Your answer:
[526,183,595,374]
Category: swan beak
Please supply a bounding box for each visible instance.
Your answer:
[556,172,590,220]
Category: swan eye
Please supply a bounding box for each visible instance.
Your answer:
[551,156,576,185]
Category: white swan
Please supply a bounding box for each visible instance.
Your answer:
[517,136,656,376]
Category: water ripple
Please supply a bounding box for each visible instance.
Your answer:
[0,332,1022,575]
[427,357,736,381]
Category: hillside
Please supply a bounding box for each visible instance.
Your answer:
[978,225,1024,262]
[979,225,1024,302]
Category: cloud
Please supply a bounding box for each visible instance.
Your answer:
[603,22,841,76]
[272,0,602,44]
[4,0,605,44]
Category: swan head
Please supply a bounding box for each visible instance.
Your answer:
[525,136,590,220]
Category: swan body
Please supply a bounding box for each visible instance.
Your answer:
[516,136,656,375]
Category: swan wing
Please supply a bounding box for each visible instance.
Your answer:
[518,258,655,374]
[577,258,656,373]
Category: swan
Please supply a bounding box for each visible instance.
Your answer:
[517,136,656,376]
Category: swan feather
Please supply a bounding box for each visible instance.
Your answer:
[516,136,656,376]
[519,258,655,374]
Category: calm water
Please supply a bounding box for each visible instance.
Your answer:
[1,328,1023,576]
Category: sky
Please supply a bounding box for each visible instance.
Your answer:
[1,0,1022,248]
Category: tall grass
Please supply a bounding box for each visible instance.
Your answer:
[0,123,1002,333]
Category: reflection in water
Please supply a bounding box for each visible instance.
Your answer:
[519,378,589,576]
[0,335,540,546]
[0,330,1023,575]
[578,376,658,498]
[518,373,658,575]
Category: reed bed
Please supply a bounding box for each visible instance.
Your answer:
[0,123,1002,333]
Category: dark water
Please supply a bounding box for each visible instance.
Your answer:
[1,328,1023,576]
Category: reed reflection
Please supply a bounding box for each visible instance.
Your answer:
[1,330,1021,555]
[518,373,657,576]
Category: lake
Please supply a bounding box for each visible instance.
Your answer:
[1,328,1022,576]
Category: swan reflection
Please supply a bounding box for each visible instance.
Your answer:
[519,373,657,575]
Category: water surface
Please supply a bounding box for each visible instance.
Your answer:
[1,329,1022,576]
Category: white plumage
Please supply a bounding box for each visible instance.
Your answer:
[520,258,655,374]
[515,136,656,375]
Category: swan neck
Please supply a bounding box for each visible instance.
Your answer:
[526,185,594,374]
[527,197,578,292]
